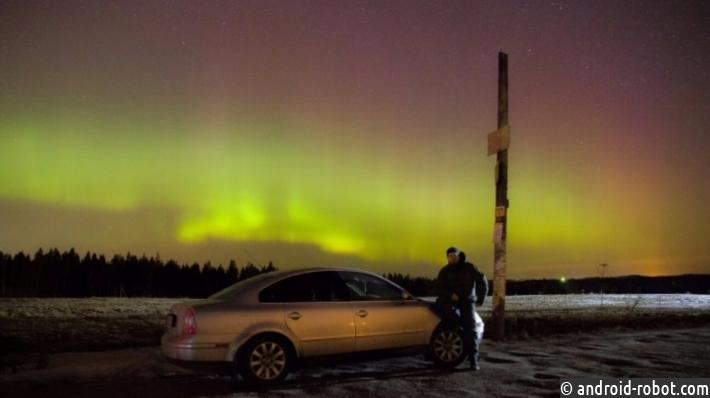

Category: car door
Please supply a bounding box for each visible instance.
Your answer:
[339,271,436,352]
[260,271,355,357]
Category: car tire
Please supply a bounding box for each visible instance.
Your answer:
[429,324,467,368]
[237,335,293,385]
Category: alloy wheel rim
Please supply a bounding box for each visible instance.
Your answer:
[249,342,286,380]
[433,331,464,362]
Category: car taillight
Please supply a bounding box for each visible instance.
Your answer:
[183,307,197,336]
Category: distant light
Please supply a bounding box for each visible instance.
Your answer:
[560,277,566,283]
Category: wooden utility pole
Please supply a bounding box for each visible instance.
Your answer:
[487,52,510,340]
[599,263,608,307]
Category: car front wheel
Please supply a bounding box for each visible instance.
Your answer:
[429,325,467,368]
[237,335,292,385]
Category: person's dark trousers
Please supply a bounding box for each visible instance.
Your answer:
[434,298,479,366]
[454,300,478,366]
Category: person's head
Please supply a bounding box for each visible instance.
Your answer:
[446,246,460,264]
[459,251,467,262]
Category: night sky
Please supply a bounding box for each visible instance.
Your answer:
[1,1,709,278]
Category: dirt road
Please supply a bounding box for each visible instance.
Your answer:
[2,326,709,397]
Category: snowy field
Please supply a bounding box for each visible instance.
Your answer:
[426,293,710,312]
[1,294,708,356]
[0,297,179,319]
[1,295,709,397]
[2,293,709,319]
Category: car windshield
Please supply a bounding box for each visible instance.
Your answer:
[208,272,276,299]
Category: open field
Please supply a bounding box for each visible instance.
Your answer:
[1,294,709,397]
[1,294,709,355]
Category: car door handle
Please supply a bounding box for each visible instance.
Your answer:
[289,312,302,320]
[356,309,368,318]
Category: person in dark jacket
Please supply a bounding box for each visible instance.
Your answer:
[435,246,488,370]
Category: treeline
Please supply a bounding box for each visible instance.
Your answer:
[0,248,276,298]
[1,249,708,297]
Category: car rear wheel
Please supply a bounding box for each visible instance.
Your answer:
[429,325,467,368]
[237,335,292,385]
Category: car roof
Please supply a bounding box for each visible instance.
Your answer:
[211,267,402,301]
[273,266,381,276]
[230,267,393,300]
[254,266,384,284]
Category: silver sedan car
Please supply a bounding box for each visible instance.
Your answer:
[161,267,484,384]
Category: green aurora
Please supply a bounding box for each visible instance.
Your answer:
[1,1,708,278]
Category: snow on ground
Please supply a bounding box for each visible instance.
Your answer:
[423,293,710,312]
[0,297,183,355]
[1,294,709,356]
[0,295,709,396]
[0,297,181,319]
[1,326,709,397]
[2,293,707,320]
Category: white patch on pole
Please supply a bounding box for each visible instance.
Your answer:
[487,125,511,156]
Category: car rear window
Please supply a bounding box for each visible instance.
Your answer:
[209,272,276,300]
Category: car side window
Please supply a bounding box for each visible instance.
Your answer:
[259,272,350,303]
[338,272,404,301]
